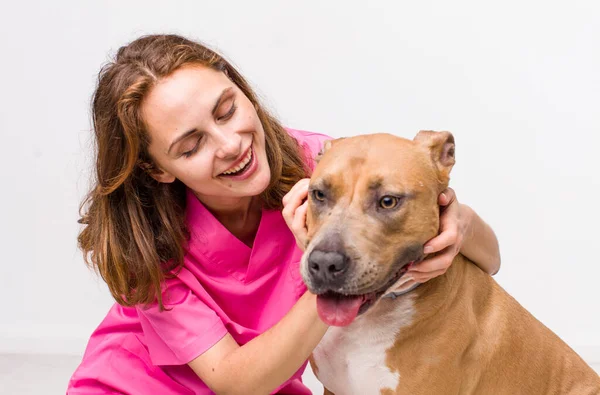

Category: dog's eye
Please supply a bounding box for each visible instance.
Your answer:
[312,190,326,202]
[379,196,399,209]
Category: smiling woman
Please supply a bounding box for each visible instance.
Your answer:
[78,35,309,309]
[70,34,334,395]
[141,66,272,207]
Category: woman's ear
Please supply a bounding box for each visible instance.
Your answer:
[151,170,176,184]
[139,162,176,183]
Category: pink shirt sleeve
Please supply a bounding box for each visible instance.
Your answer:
[136,270,228,366]
[285,128,334,171]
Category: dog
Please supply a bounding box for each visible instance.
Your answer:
[301,131,600,395]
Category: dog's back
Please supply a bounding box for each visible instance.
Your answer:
[385,255,600,394]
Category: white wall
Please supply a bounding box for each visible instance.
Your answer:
[1,0,598,369]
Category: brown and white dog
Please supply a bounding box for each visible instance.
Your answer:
[301,132,600,395]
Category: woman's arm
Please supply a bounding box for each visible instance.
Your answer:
[189,291,327,395]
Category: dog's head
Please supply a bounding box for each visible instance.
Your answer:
[301,131,455,326]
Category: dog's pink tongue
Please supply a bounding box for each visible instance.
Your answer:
[316,294,363,327]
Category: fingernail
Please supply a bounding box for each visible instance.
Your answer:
[440,192,447,201]
[423,246,433,254]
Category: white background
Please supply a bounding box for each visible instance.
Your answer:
[0,0,598,391]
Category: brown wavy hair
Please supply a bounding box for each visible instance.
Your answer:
[79,34,309,310]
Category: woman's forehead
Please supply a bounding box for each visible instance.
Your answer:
[142,66,233,140]
[145,66,231,115]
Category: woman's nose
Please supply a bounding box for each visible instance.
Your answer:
[213,129,242,159]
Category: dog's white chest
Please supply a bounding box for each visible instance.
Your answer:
[312,297,415,395]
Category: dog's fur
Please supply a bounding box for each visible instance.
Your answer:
[302,132,600,395]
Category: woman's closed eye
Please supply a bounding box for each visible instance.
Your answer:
[216,99,237,122]
[181,135,204,158]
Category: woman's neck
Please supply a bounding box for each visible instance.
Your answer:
[197,193,263,247]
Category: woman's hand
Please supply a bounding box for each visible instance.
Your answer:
[407,187,471,283]
[282,178,311,251]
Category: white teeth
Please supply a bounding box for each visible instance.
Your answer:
[222,148,252,175]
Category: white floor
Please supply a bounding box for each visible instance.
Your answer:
[0,353,324,394]
[1,353,597,394]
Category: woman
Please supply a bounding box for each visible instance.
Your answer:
[68,34,500,394]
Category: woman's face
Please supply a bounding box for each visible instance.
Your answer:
[141,65,271,209]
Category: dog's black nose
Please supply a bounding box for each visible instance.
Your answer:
[308,249,349,282]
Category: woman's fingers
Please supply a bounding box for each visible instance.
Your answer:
[283,178,310,207]
[282,179,310,226]
[282,179,311,250]
[291,201,309,249]
[410,247,455,273]
[438,187,456,206]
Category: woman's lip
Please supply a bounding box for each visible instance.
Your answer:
[218,144,252,176]
[219,145,258,181]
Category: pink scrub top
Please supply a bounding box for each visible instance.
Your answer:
[67,129,331,394]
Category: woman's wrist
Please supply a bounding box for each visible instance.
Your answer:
[458,204,501,275]
[458,203,475,252]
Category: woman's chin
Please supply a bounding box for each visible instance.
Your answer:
[248,170,272,196]
[227,167,271,198]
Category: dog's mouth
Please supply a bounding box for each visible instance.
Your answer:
[315,260,416,327]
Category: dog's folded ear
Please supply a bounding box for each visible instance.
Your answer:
[316,138,345,163]
[414,130,455,182]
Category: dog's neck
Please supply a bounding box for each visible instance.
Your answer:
[383,281,421,299]
[382,251,433,299]
[415,254,476,321]
[376,254,470,322]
